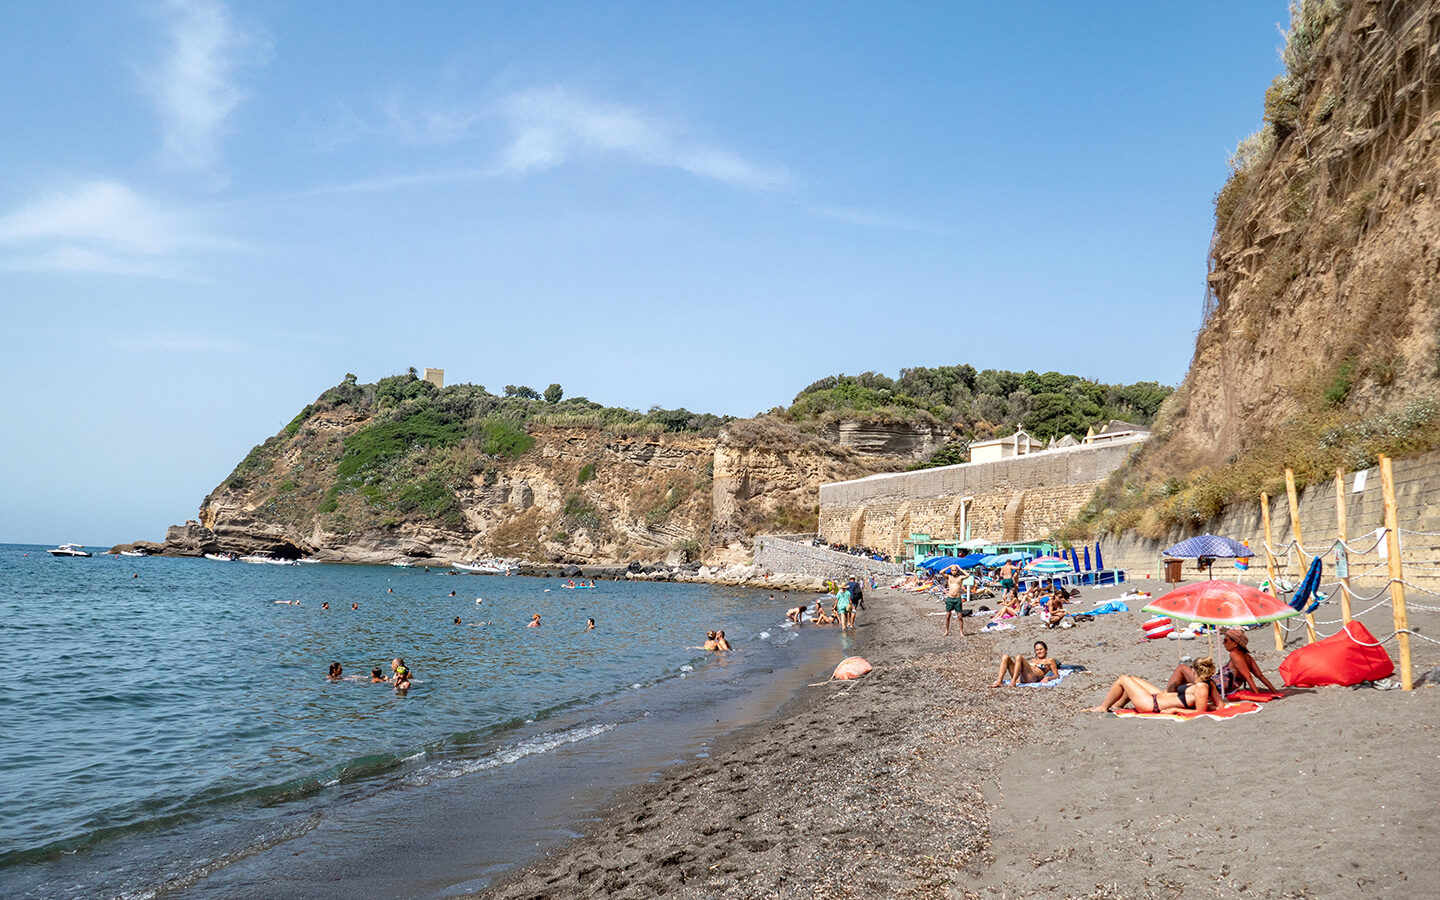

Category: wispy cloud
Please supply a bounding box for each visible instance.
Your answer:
[150,0,265,171]
[312,86,788,193]
[0,181,238,277]
[495,88,788,190]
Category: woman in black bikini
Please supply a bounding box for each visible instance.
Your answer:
[1087,658,1222,713]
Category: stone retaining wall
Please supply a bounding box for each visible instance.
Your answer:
[754,535,905,580]
[818,439,1144,555]
[1097,450,1440,593]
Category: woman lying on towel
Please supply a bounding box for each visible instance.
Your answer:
[1086,658,1224,713]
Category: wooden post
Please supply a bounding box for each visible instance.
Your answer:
[1284,468,1318,643]
[1379,455,1411,691]
[1261,492,1284,651]
[1335,468,1352,624]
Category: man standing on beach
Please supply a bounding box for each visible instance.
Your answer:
[941,565,967,637]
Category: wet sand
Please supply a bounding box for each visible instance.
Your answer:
[479,581,1440,899]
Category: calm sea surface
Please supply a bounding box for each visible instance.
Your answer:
[0,545,823,897]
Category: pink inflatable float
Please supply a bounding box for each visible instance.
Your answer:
[833,657,873,680]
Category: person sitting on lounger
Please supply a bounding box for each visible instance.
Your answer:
[1087,658,1223,713]
[992,640,1061,686]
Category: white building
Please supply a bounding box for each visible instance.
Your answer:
[968,429,1043,464]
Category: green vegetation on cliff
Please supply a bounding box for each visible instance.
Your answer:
[781,365,1171,469]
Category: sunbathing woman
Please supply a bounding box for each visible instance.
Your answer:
[992,640,1060,686]
[1087,658,1223,713]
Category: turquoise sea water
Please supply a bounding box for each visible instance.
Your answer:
[0,545,817,897]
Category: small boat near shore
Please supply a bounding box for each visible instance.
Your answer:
[49,543,92,557]
[119,549,148,557]
[205,552,238,562]
[453,559,517,575]
[239,552,298,565]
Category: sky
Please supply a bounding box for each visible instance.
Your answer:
[0,1,1294,545]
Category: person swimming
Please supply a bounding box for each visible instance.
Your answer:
[715,630,732,651]
[454,616,463,625]
[321,602,330,610]
[327,662,343,681]
[703,631,719,651]
[528,614,542,627]
[351,602,359,610]
[449,590,457,597]
[370,667,386,683]
[586,618,596,631]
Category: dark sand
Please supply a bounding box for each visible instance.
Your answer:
[479,581,1440,899]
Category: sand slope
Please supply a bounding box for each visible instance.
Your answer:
[480,582,1440,899]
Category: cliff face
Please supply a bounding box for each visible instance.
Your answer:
[1079,0,1440,539]
[174,404,915,564]
[1164,0,1439,469]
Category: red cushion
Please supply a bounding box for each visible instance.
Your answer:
[1278,622,1395,687]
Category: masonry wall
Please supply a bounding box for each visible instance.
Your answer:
[818,439,1143,555]
[754,535,904,580]
[1096,450,1440,592]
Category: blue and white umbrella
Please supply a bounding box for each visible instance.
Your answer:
[1163,534,1255,559]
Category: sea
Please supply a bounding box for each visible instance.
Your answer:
[0,544,847,899]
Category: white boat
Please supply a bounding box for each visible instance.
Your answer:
[453,559,517,575]
[119,549,148,557]
[239,552,297,565]
[205,552,237,562]
[389,559,416,568]
[48,543,92,557]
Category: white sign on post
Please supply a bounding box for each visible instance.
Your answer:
[1353,470,1367,493]
[1377,527,1387,559]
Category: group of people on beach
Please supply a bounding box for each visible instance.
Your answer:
[932,561,1078,637]
[327,658,412,691]
[1085,627,1279,713]
[784,576,865,629]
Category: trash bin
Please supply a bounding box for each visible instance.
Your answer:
[1164,558,1183,584]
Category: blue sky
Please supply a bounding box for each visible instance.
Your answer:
[1,1,1292,545]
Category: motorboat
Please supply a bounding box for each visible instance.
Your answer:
[239,551,297,565]
[204,552,237,561]
[389,559,416,568]
[119,549,148,557]
[48,543,92,557]
[452,559,517,575]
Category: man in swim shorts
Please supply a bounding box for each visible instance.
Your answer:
[941,564,967,637]
[997,560,1017,595]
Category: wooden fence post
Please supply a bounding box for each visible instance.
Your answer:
[1261,492,1284,652]
[1335,468,1352,624]
[1379,455,1411,691]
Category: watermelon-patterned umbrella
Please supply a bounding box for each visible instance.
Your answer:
[1142,580,1296,626]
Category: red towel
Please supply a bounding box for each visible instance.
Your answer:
[1111,701,1262,721]
[1228,689,1290,703]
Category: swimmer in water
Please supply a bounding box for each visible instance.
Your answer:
[388,588,394,594]
[351,602,359,610]
[587,617,596,631]
[327,662,342,681]
[715,630,732,651]
[528,614,542,628]
[449,590,456,597]
[394,669,411,691]
[321,602,330,610]
[370,667,386,683]
[391,658,408,683]
[703,631,719,651]
[454,616,462,625]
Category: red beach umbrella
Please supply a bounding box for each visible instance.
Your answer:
[1142,580,1298,626]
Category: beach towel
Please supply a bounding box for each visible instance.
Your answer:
[1110,701,1262,722]
[1089,599,1130,615]
[1279,621,1394,687]
[1227,689,1292,702]
[1289,556,1324,611]
[1002,666,1082,687]
[981,621,1015,633]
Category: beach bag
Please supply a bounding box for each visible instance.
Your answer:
[1279,622,1394,687]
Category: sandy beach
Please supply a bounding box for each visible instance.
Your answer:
[480,580,1440,899]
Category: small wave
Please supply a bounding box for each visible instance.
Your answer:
[679,665,693,673]
[402,722,617,787]
[758,631,770,639]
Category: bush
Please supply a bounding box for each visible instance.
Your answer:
[337,411,466,479]
[577,463,596,484]
[476,417,535,459]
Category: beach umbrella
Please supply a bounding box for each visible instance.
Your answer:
[1143,581,1299,697]
[1094,542,1104,571]
[956,552,990,567]
[1143,580,1297,626]
[1068,546,1081,570]
[1082,545,1092,572]
[1163,534,1256,559]
[918,556,966,572]
[1025,555,1074,574]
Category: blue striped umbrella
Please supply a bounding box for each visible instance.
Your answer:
[1025,555,1074,574]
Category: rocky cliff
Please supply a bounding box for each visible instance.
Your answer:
[1078,0,1440,538]
[141,381,919,565]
